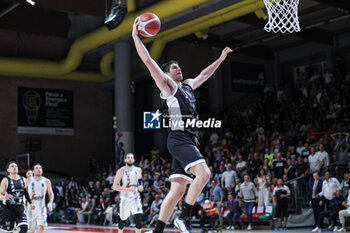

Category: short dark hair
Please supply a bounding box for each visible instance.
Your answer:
[32,163,42,170]
[161,60,179,72]
[6,161,17,169]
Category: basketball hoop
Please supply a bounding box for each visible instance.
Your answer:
[263,0,301,34]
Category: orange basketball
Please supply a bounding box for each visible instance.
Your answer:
[137,13,161,37]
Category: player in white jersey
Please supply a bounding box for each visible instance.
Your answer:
[27,163,54,233]
[113,153,144,233]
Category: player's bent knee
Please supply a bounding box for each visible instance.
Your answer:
[19,224,28,233]
[135,214,143,229]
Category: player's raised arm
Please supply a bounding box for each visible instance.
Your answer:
[132,17,169,92]
[185,47,233,90]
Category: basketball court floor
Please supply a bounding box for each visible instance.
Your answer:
[45,224,317,233]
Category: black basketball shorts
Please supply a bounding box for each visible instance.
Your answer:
[167,131,206,183]
[1,205,28,232]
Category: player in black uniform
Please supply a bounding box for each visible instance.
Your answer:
[132,17,232,233]
[0,161,34,233]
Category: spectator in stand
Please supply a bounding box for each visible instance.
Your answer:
[210,131,219,145]
[264,147,274,167]
[88,181,96,196]
[263,165,272,180]
[199,200,219,233]
[208,179,224,229]
[332,132,349,151]
[153,174,164,191]
[302,143,311,162]
[221,163,238,189]
[95,181,103,197]
[239,175,258,231]
[272,152,287,179]
[315,189,345,232]
[216,165,225,185]
[272,178,291,230]
[256,124,265,141]
[285,158,296,180]
[256,168,270,208]
[288,146,300,164]
[142,173,151,190]
[68,177,78,190]
[225,194,242,230]
[223,185,235,202]
[76,197,88,223]
[82,196,95,224]
[95,196,108,225]
[248,152,263,179]
[318,172,341,210]
[340,173,350,196]
[316,144,329,170]
[236,155,247,177]
[279,141,288,155]
[309,147,322,174]
[310,173,323,232]
[139,155,150,170]
[296,140,305,155]
[235,178,241,195]
[146,194,162,225]
[338,186,350,232]
[106,172,114,186]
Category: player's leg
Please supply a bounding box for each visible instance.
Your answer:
[119,199,131,233]
[167,133,210,233]
[27,208,35,233]
[37,226,45,233]
[159,177,188,222]
[2,206,15,233]
[37,209,48,233]
[16,206,29,233]
[151,159,190,233]
[131,197,145,233]
[184,162,210,209]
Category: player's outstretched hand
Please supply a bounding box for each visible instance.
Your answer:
[47,203,53,212]
[138,185,144,192]
[219,47,233,61]
[132,17,140,38]
[30,204,36,210]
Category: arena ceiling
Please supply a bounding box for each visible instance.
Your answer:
[0,0,349,75]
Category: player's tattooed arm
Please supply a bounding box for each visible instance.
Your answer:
[0,178,11,201]
[113,169,135,193]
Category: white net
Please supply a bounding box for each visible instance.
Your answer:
[264,0,301,34]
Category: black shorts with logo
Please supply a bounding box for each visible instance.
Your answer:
[167,131,205,183]
[2,205,28,232]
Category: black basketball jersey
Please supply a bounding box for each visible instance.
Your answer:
[4,175,26,206]
[161,82,199,139]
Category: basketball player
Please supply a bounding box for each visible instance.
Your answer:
[113,153,144,233]
[0,161,35,233]
[27,163,54,233]
[132,17,232,233]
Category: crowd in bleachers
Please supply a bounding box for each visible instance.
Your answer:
[46,72,350,230]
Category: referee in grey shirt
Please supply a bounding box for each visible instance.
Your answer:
[239,175,258,231]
